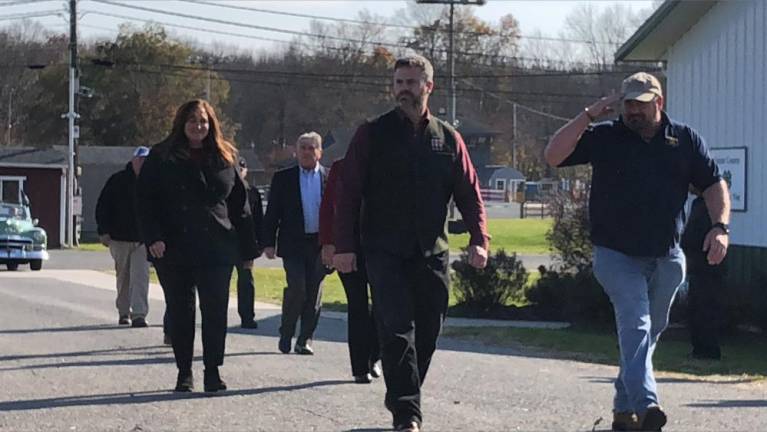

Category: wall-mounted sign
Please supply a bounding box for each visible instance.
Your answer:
[710,147,747,212]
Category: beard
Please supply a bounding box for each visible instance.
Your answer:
[624,113,656,136]
[397,91,424,111]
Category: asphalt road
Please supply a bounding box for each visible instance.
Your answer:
[0,268,765,431]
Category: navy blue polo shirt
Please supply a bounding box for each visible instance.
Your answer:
[559,112,721,257]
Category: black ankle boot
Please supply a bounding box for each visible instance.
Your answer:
[174,369,194,392]
[204,367,227,393]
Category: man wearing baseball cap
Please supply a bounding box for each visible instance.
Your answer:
[96,146,152,328]
[544,72,731,431]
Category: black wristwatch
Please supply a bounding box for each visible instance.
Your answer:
[711,222,730,235]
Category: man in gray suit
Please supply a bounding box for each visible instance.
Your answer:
[263,132,328,355]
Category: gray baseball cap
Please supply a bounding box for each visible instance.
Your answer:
[621,72,662,102]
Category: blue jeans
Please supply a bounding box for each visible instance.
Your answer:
[592,246,685,414]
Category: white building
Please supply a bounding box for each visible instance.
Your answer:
[616,0,766,296]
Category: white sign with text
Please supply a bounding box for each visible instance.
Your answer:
[710,147,747,212]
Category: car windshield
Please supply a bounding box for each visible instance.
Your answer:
[0,203,26,220]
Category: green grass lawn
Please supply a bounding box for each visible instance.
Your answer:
[77,242,108,252]
[149,267,539,312]
[449,218,552,255]
[442,325,767,380]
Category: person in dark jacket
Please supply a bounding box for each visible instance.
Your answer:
[319,158,381,383]
[263,132,328,356]
[95,146,150,328]
[334,55,489,432]
[681,190,727,360]
[136,99,258,393]
[236,156,264,329]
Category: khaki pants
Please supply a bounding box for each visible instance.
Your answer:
[110,240,150,318]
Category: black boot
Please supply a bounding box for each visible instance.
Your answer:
[204,367,227,393]
[174,369,194,392]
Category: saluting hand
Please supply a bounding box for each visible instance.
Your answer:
[468,245,488,269]
[585,93,621,121]
[333,252,357,273]
[703,228,729,265]
[148,241,166,259]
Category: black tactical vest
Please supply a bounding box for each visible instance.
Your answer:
[361,109,458,257]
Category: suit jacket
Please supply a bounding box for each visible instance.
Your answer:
[263,164,328,258]
[136,144,259,267]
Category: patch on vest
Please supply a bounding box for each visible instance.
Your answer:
[430,137,445,151]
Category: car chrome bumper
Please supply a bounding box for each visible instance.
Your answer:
[0,249,49,261]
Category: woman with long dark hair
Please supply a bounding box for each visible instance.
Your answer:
[137,99,258,393]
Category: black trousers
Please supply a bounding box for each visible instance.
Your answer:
[687,270,724,358]
[236,265,255,323]
[365,249,449,427]
[338,253,380,376]
[280,236,326,344]
[155,262,233,371]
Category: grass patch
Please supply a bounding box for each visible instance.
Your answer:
[149,267,539,311]
[449,218,552,255]
[442,325,767,379]
[77,242,108,252]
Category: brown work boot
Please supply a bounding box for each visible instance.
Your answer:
[637,406,667,431]
[612,411,638,431]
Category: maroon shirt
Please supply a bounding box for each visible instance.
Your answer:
[319,159,343,246]
[334,109,489,254]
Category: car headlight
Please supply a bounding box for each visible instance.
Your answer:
[32,231,46,243]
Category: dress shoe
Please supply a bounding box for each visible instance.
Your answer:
[638,405,667,431]
[163,333,172,345]
[240,320,259,329]
[294,343,314,355]
[370,361,382,378]
[203,368,227,393]
[611,411,638,431]
[278,336,292,354]
[118,315,130,325]
[131,317,148,328]
[174,370,194,392]
[394,421,419,432]
[354,373,372,384]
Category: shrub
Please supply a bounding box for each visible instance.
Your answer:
[545,190,592,273]
[526,265,614,324]
[451,249,528,312]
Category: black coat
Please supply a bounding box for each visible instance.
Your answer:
[247,184,265,253]
[263,165,328,258]
[136,144,258,267]
[95,163,141,242]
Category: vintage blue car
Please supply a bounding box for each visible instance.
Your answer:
[0,201,48,271]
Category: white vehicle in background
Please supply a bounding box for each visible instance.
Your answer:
[0,201,48,271]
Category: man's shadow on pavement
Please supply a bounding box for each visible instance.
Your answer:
[0,348,281,372]
[0,323,153,335]
[0,380,350,411]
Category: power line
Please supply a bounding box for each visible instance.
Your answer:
[181,0,620,46]
[79,59,599,100]
[0,9,63,21]
[0,0,53,7]
[88,0,598,68]
[83,8,408,58]
[462,78,570,122]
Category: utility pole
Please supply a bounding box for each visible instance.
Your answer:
[61,0,79,247]
[416,0,486,126]
[6,88,12,146]
[512,102,517,168]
